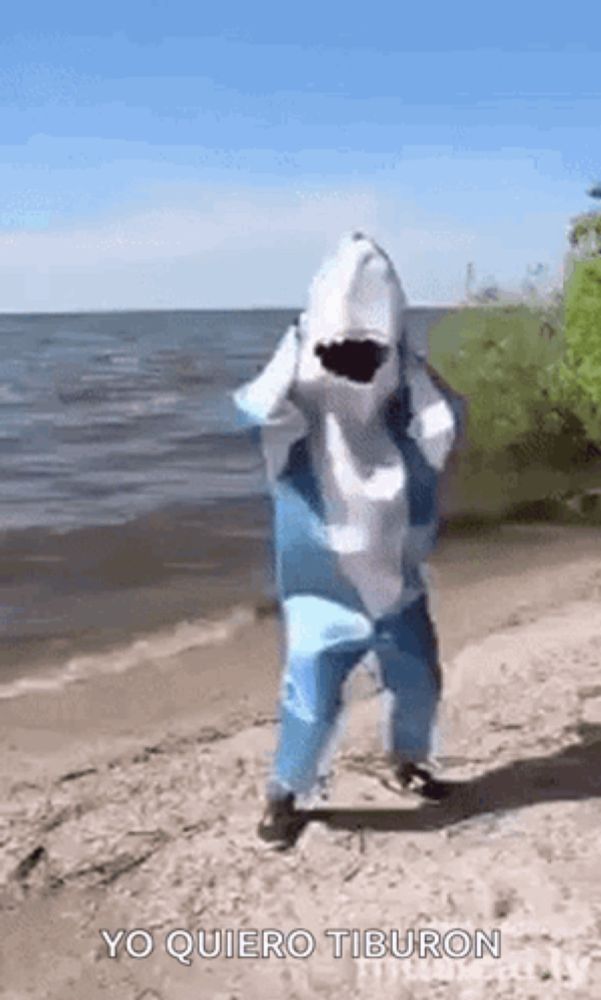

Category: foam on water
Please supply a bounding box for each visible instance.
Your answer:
[0,604,257,701]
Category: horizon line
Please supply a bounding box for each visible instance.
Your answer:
[0,302,464,318]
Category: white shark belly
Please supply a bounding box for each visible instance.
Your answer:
[312,412,412,618]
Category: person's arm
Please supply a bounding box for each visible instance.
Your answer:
[424,362,467,453]
[406,356,466,473]
[232,321,308,480]
[233,321,302,426]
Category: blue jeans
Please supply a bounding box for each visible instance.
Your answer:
[268,594,441,799]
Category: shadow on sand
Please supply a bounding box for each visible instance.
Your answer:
[290,722,601,845]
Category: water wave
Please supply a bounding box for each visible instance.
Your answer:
[0,604,261,701]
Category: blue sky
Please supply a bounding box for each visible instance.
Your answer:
[0,1,599,310]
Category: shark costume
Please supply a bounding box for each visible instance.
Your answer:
[234,233,463,821]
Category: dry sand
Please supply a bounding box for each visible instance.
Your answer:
[1,526,601,999]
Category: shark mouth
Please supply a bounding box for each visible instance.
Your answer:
[314,337,389,384]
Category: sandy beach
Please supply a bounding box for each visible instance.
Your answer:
[1,523,601,999]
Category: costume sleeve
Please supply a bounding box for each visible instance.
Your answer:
[406,355,465,472]
[424,362,467,449]
[232,322,308,481]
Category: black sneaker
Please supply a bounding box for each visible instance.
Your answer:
[396,761,452,802]
[257,793,306,847]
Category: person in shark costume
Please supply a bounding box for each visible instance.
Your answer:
[234,233,464,844]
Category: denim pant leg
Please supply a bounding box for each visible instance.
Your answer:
[269,643,364,799]
[376,595,442,764]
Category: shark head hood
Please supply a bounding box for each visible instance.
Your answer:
[294,232,408,423]
[233,230,462,483]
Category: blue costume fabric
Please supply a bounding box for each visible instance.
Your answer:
[234,234,463,801]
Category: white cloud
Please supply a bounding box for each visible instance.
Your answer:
[0,183,567,311]
[0,187,377,310]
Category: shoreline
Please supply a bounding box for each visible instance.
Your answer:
[1,521,600,792]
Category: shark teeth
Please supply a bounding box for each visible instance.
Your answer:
[316,329,389,349]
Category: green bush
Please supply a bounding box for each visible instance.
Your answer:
[555,257,601,444]
[427,302,600,517]
[430,305,568,465]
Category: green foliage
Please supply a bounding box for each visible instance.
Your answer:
[556,257,601,443]
[569,213,601,254]
[420,203,601,518]
[426,302,600,517]
[430,306,568,466]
